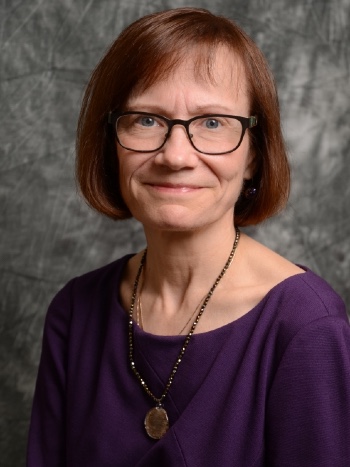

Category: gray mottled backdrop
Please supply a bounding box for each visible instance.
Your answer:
[1,0,349,465]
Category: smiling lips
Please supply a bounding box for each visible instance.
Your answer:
[146,182,203,193]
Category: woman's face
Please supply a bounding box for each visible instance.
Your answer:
[117,48,254,234]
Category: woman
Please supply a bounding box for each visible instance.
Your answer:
[27,7,350,466]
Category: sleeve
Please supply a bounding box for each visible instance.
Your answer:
[265,315,350,467]
[27,280,74,467]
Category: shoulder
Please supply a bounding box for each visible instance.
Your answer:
[265,281,350,464]
[238,233,348,356]
[45,254,133,329]
[238,233,346,320]
[255,266,349,373]
[265,267,347,328]
[290,267,346,316]
[232,233,346,328]
[52,254,133,303]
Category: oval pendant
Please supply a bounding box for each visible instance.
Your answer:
[144,406,169,439]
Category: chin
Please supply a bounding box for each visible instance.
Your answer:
[141,217,200,233]
[134,206,208,233]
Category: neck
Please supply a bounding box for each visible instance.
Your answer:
[148,220,235,266]
[139,219,238,322]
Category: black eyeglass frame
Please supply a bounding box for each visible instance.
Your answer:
[108,111,258,155]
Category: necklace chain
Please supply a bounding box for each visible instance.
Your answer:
[136,273,207,335]
[128,228,240,406]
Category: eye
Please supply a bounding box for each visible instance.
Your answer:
[205,118,221,129]
[138,116,158,127]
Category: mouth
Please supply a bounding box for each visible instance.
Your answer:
[146,182,202,193]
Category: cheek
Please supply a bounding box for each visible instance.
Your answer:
[117,153,134,204]
[234,144,254,182]
[243,160,254,180]
[117,152,148,203]
[214,154,250,185]
[243,136,256,179]
[212,151,252,200]
[117,146,133,183]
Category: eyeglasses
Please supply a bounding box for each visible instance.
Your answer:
[108,111,258,155]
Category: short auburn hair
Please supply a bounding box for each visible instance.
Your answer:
[76,7,290,226]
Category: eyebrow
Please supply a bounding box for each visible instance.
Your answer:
[125,103,237,116]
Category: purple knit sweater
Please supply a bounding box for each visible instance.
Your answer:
[27,255,350,466]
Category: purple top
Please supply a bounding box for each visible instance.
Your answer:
[27,255,350,466]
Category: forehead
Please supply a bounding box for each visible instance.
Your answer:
[129,45,248,104]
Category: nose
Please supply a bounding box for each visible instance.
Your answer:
[153,125,199,170]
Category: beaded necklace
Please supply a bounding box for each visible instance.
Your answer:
[128,228,240,439]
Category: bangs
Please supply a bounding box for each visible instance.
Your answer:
[129,42,244,101]
[113,10,247,108]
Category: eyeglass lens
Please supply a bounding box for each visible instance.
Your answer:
[116,113,244,154]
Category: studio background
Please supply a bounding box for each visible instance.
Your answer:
[1,0,349,465]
